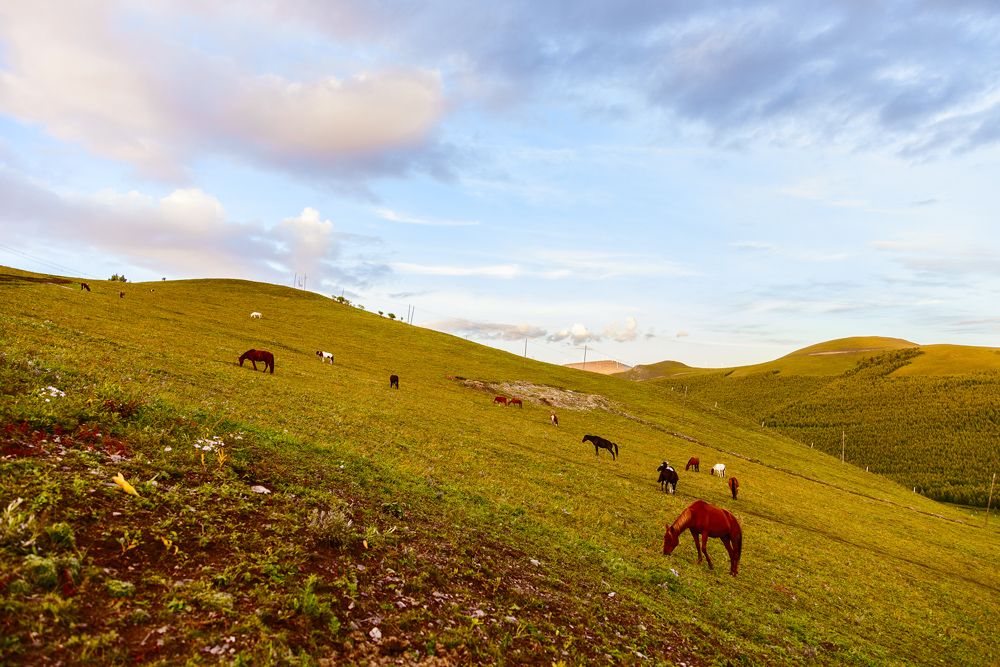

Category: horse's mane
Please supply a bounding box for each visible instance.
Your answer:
[669,505,694,535]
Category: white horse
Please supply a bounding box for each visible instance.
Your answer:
[316,351,334,364]
[250,311,262,319]
[711,463,727,478]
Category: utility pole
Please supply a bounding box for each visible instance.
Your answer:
[583,345,588,369]
[841,430,845,463]
[524,337,528,358]
[987,472,997,527]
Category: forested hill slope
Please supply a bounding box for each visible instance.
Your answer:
[1,266,998,665]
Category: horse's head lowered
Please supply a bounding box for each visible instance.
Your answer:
[662,526,680,555]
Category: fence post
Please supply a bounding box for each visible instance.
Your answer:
[986,472,996,528]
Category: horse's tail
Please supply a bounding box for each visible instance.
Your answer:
[613,442,619,458]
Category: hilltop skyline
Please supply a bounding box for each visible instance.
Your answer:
[3,1,1000,367]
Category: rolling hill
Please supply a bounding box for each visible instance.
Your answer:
[1,267,998,665]
[624,337,1000,505]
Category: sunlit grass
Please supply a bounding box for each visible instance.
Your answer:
[1,266,999,665]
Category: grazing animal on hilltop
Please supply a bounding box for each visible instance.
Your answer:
[729,477,739,500]
[238,349,274,374]
[685,456,700,472]
[119,291,125,298]
[250,311,262,319]
[390,374,399,389]
[80,282,91,292]
[316,351,334,364]
[493,396,508,406]
[711,463,726,478]
[582,434,619,460]
[657,461,678,494]
[509,398,523,408]
[663,500,742,576]
[550,413,559,426]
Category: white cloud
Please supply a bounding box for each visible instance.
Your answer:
[431,317,547,341]
[375,207,479,227]
[0,2,447,181]
[390,262,522,278]
[0,169,383,286]
[603,316,638,342]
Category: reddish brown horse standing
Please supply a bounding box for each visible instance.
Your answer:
[493,396,508,406]
[729,477,739,500]
[509,398,523,408]
[239,349,274,374]
[663,500,742,576]
[685,456,700,472]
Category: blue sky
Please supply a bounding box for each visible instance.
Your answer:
[2,1,1000,368]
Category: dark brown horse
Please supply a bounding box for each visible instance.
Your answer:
[239,349,274,374]
[657,461,678,494]
[582,434,618,460]
[663,500,742,576]
[80,282,91,292]
[390,374,399,389]
[729,477,739,500]
[685,456,700,472]
[493,396,508,406]
[509,398,523,408]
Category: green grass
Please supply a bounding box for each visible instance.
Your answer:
[642,342,1000,506]
[1,266,999,665]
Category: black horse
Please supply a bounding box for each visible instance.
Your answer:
[657,461,679,494]
[582,434,619,460]
[390,374,399,389]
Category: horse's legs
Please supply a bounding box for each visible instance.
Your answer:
[690,529,703,564]
[700,532,714,569]
[250,360,258,371]
[721,536,738,575]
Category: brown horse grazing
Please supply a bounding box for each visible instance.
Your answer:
[729,477,739,500]
[493,396,508,406]
[685,456,700,472]
[80,282,91,292]
[663,500,742,576]
[509,398,523,408]
[390,374,399,389]
[550,413,559,426]
[238,349,274,374]
[582,434,618,460]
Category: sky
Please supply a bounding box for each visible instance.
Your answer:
[2,1,1000,368]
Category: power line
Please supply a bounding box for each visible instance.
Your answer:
[0,243,88,277]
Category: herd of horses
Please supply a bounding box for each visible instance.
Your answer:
[235,315,742,577]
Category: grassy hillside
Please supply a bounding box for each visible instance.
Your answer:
[2,267,999,665]
[641,340,1000,506]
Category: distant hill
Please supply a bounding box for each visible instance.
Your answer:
[563,359,632,374]
[622,336,919,380]
[629,337,1000,505]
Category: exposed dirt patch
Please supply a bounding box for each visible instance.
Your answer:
[453,378,615,412]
